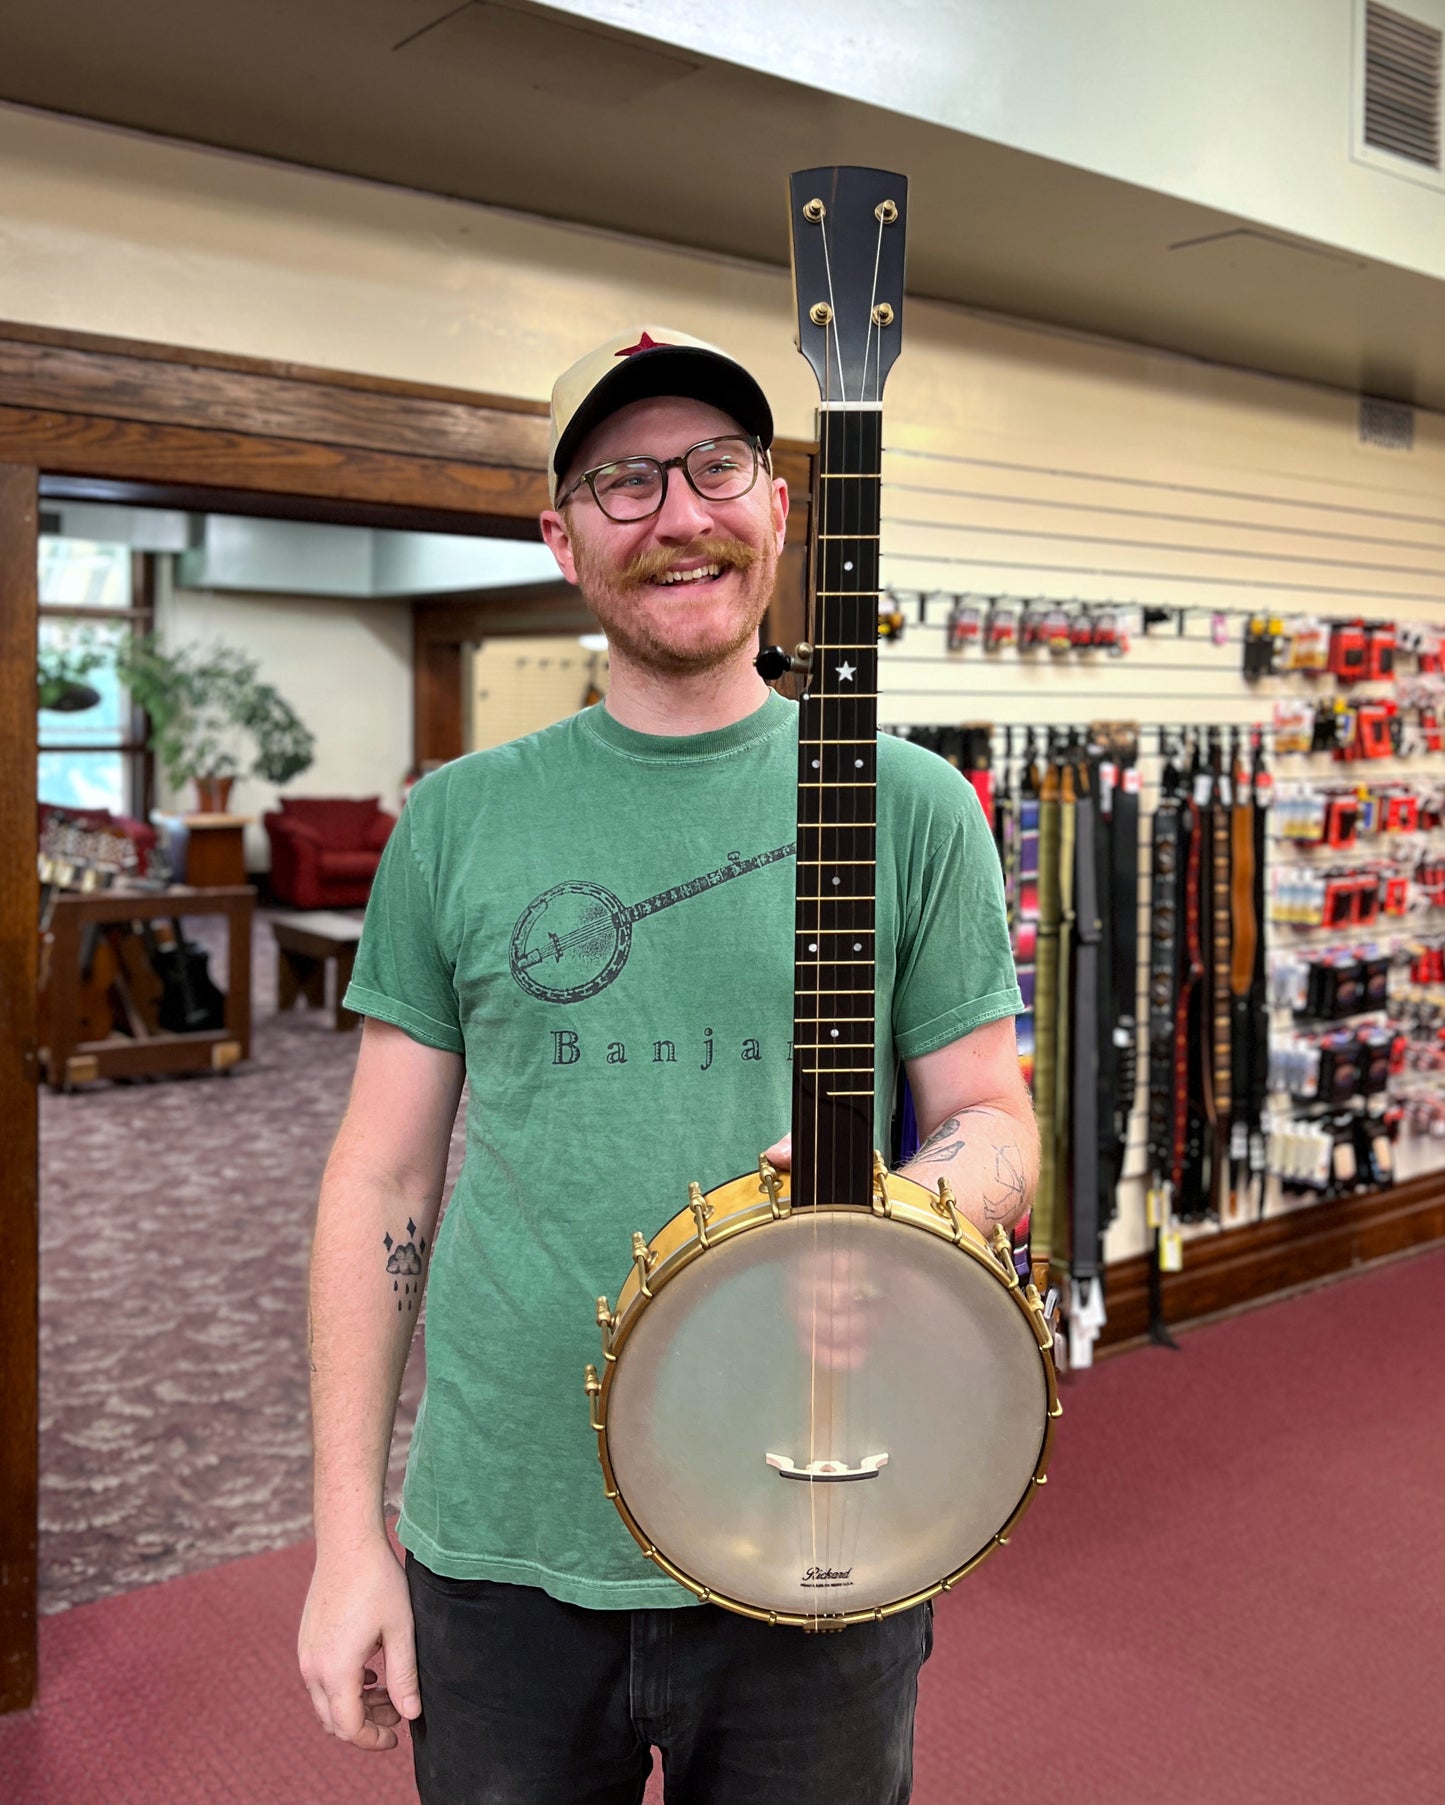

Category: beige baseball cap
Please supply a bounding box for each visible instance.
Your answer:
[547,326,773,504]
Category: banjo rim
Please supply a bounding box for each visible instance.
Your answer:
[586,1165,1061,1628]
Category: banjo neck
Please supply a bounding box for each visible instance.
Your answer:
[792,405,882,1212]
[784,166,907,1212]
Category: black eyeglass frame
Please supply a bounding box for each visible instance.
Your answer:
[555,435,767,521]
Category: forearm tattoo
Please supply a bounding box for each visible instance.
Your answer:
[911,1107,1028,1222]
[384,1219,427,1314]
[980,1143,1027,1221]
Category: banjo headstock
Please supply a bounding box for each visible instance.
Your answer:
[788,167,908,405]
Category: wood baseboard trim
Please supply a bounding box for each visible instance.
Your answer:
[1100,1175,1445,1347]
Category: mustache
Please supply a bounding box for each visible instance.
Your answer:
[619,537,759,588]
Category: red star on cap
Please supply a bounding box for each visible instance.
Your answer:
[616,332,667,358]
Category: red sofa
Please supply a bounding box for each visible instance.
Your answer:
[263,796,396,909]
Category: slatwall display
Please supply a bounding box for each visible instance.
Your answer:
[873,431,1445,1271]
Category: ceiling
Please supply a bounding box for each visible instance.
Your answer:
[3,0,1444,409]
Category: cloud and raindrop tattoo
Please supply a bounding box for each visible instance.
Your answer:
[384,1220,427,1313]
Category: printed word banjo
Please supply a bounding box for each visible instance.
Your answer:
[583,166,1059,1628]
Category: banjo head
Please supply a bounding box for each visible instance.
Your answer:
[592,1175,1058,1624]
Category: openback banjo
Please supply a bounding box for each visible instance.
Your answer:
[583,166,1059,1628]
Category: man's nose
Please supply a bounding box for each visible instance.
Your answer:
[653,470,716,542]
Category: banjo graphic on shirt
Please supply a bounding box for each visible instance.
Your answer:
[509,842,796,1003]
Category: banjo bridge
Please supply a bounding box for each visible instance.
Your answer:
[765,1452,889,1483]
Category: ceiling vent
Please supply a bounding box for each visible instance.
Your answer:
[1363,3,1442,167]
[1359,395,1416,448]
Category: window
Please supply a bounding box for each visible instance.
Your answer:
[37,540,151,819]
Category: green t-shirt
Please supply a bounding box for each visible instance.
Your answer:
[345,689,1021,1609]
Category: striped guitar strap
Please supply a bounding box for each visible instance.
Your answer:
[1173,735,1208,1221]
[1146,742,1183,1344]
[1201,727,1233,1220]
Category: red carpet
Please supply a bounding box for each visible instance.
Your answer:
[4,1246,1441,1803]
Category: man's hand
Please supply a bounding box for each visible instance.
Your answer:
[299,1538,421,1751]
[763,1130,792,1171]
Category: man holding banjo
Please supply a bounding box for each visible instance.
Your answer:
[300,168,1039,1805]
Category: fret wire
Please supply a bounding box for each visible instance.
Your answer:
[815,534,882,540]
[824,1088,876,1095]
[799,737,875,744]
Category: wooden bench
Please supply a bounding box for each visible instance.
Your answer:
[270,912,365,1030]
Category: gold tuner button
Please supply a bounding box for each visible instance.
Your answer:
[802,197,825,222]
[871,303,895,326]
[874,198,899,224]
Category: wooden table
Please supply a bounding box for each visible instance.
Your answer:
[271,911,365,1030]
[41,885,253,1091]
[154,813,253,887]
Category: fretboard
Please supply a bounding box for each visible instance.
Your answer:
[792,406,882,1211]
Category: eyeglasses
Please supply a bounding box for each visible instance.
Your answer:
[557,436,763,522]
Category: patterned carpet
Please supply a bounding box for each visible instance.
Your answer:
[37,907,463,1615]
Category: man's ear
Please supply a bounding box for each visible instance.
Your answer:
[539,509,580,586]
[771,478,790,555]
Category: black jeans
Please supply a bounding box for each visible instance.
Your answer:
[406,1555,933,1805]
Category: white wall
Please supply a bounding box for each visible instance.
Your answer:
[154,560,413,870]
[549,0,1445,281]
[0,104,818,437]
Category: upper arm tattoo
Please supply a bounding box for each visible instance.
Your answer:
[913,1115,964,1164]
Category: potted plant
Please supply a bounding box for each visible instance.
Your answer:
[37,627,115,713]
[114,635,315,811]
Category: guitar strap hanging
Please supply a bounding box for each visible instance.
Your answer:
[1201,728,1233,1220]
[1173,734,1209,1221]
[1013,744,1040,1095]
[1093,722,1141,1232]
[1228,727,1257,1218]
[1054,747,1078,1276]
[1031,742,1062,1289]
[1249,730,1273,1215]
[1146,738,1184,1345]
[1069,754,1105,1366]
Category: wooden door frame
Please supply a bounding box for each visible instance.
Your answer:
[0,317,814,1712]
